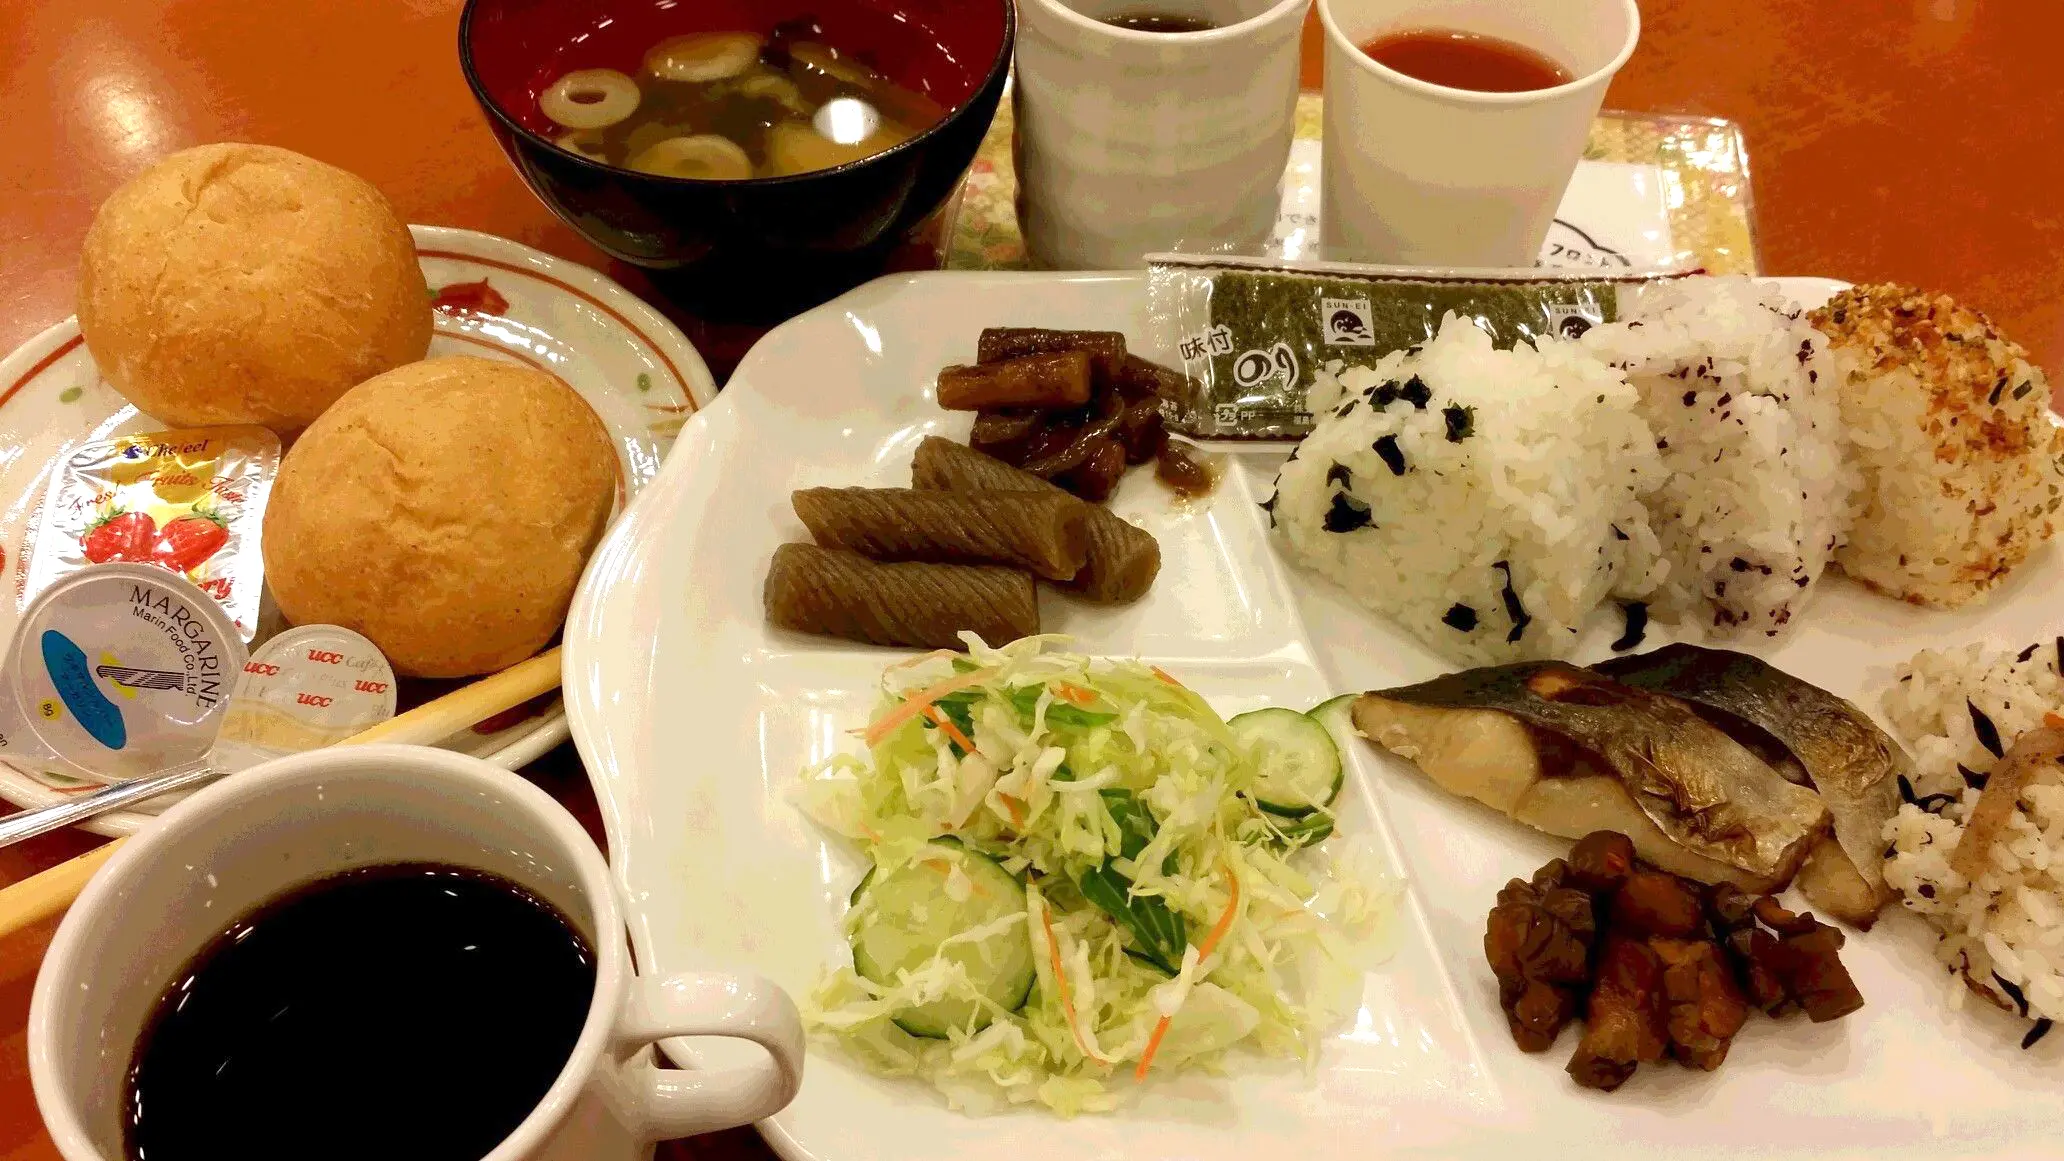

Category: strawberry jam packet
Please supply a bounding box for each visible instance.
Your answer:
[27,426,280,640]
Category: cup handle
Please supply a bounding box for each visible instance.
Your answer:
[616,971,806,1141]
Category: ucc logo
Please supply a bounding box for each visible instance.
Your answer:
[353,680,390,694]
[295,692,334,707]
[306,650,344,664]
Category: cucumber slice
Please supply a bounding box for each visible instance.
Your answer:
[1308,693,1357,725]
[849,843,1034,1039]
[1231,707,1342,817]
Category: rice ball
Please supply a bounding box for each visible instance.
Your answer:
[1811,284,2064,609]
[1584,276,1855,639]
[1270,315,1664,665]
[78,143,432,434]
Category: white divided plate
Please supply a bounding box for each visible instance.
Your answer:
[0,224,718,833]
[565,271,2064,1161]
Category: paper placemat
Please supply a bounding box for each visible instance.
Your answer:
[945,93,1759,276]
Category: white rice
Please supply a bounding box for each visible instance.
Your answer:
[1881,638,2064,1041]
[1271,314,1664,665]
[1583,277,1855,638]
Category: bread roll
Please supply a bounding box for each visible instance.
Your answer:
[78,143,432,433]
[262,357,616,678]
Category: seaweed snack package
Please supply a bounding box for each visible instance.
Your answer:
[1145,253,1685,439]
[28,427,280,640]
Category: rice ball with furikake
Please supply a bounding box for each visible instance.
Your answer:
[1583,276,1856,639]
[1268,315,1665,666]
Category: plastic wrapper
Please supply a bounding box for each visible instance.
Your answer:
[28,426,280,640]
[1145,254,1688,440]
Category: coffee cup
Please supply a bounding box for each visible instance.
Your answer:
[29,743,804,1161]
[1014,0,1312,269]
[1318,0,1641,266]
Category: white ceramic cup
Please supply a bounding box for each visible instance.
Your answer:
[28,743,805,1161]
[1318,0,1641,266]
[1014,0,1312,269]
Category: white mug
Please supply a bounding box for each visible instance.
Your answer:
[28,743,804,1161]
[1318,0,1641,266]
[1014,0,1312,269]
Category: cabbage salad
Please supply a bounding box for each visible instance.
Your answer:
[798,634,1393,1115]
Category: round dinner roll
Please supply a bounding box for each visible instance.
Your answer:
[78,143,432,433]
[262,357,616,678]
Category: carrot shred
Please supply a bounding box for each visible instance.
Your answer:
[1150,665,1184,688]
[1040,900,1110,1065]
[1134,859,1241,1082]
[2046,712,2064,730]
[863,668,997,747]
[887,649,958,672]
[922,704,977,754]
[1052,681,1097,707]
[998,793,1026,828]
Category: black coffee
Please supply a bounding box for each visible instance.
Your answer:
[125,863,595,1161]
[1104,10,1219,33]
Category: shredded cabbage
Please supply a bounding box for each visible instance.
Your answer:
[798,635,1397,1115]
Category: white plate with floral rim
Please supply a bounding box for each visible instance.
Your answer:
[565,269,2064,1161]
[0,224,717,834]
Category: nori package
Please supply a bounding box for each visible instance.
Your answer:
[1145,254,1689,440]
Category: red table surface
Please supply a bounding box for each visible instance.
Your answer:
[3,1,2061,1158]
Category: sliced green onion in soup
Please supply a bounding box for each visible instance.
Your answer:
[626,134,754,181]
[644,32,763,83]
[540,68,640,130]
[553,130,609,162]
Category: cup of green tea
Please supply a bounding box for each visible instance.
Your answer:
[29,744,805,1161]
[1014,0,1313,269]
[1317,0,1640,267]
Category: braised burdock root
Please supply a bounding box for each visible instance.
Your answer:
[1485,830,1865,1092]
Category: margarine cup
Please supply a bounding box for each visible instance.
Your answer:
[1014,0,1312,270]
[1,564,246,784]
[30,744,805,1161]
[1318,0,1641,266]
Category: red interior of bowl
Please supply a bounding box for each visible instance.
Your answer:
[465,0,1009,143]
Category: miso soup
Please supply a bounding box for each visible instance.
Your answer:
[537,16,949,180]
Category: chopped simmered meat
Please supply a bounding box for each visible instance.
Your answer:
[1487,832,1863,1093]
[1725,925,1793,1015]
[1651,937,1749,1069]
[1566,830,1636,894]
[1738,896,1865,1021]
[1704,881,1759,931]
[1501,978,1580,1053]
[1485,865,1598,1051]
[1567,934,1668,1091]
[1610,869,1707,938]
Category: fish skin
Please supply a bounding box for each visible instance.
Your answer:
[1594,643,1904,903]
[1355,661,1828,885]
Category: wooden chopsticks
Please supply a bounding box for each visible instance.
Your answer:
[0,647,565,943]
